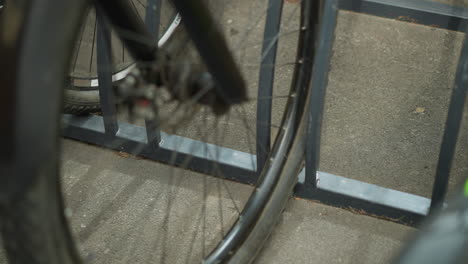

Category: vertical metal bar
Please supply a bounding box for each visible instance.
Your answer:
[430,34,468,210]
[96,0,157,62]
[256,0,284,173]
[145,0,161,36]
[305,0,339,187]
[96,11,118,136]
[144,0,162,145]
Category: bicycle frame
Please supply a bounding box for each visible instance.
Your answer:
[96,0,247,103]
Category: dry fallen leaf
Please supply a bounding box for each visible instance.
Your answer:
[117,151,130,158]
[415,107,425,113]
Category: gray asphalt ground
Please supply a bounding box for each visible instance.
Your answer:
[2,0,468,263]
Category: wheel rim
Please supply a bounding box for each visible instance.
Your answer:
[205,0,319,261]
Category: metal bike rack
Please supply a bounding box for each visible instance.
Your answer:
[296,0,468,225]
[63,0,468,226]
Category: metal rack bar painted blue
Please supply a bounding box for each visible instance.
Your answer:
[430,33,468,210]
[256,0,284,173]
[96,10,118,137]
[297,0,468,225]
[63,0,468,226]
[144,0,163,146]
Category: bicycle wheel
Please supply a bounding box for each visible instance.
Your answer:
[0,0,321,263]
[64,1,180,115]
[0,0,179,115]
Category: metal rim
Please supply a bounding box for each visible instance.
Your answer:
[204,0,318,261]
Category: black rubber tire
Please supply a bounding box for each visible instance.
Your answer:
[0,0,320,263]
[63,88,101,115]
[0,0,87,263]
[1,165,82,264]
[0,0,94,117]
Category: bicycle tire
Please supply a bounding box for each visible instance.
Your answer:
[0,0,88,263]
[0,0,321,263]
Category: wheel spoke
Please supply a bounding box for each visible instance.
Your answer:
[89,17,98,73]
